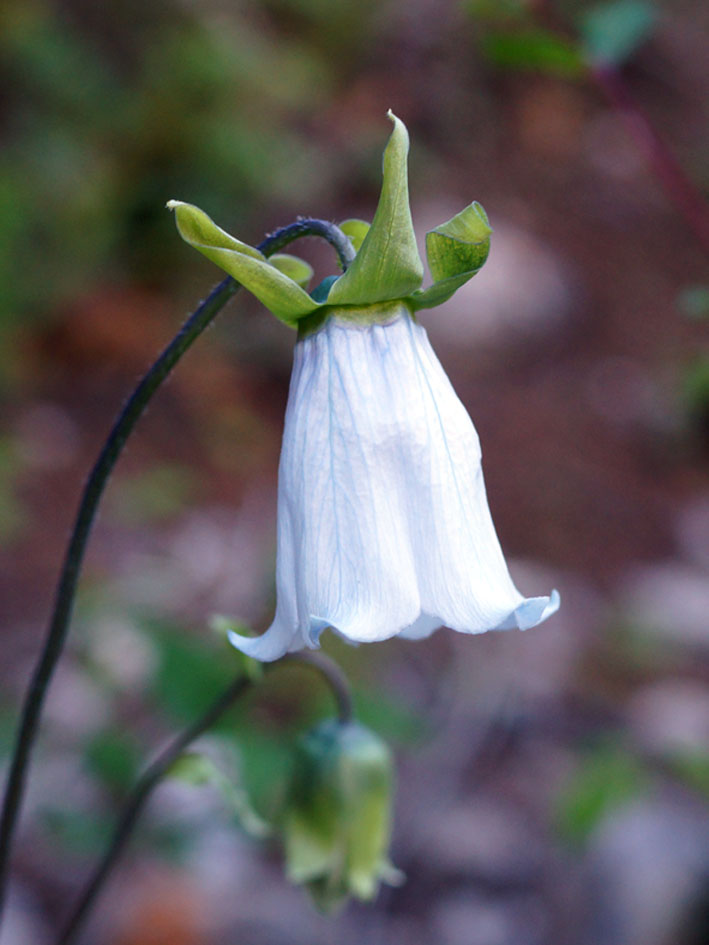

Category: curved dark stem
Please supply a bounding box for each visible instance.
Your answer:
[0,219,355,923]
[56,650,354,944]
[278,217,357,271]
[55,674,253,945]
[279,651,354,724]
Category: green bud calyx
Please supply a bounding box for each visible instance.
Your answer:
[283,720,402,913]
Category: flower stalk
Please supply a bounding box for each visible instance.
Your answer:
[0,219,355,926]
[56,651,354,945]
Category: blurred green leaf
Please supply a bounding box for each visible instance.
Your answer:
[464,0,531,23]
[0,437,25,543]
[109,465,198,525]
[556,740,650,845]
[41,808,111,856]
[84,729,141,794]
[169,750,271,837]
[682,355,709,421]
[669,751,709,800]
[481,30,585,77]
[146,620,241,724]
[580,0,657,66]
[678,285,709,321]
[233,727,294,820]
[354,687,427,747]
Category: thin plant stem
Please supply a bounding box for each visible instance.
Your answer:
[0,219,355,923]
[56,675,253,945]
[56,650,354,945]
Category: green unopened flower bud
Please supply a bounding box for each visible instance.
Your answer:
[283,720,402,913]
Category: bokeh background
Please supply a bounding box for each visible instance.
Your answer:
[1,0,708,943]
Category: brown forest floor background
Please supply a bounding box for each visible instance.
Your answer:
[0,1,708,943]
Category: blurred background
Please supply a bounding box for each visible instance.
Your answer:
[1,0,708,942]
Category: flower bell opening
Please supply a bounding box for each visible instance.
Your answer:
[169,111,560,663]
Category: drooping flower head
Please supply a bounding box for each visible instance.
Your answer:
[283,719,401,913]
[169,112,559,661]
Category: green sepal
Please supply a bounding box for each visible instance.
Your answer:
[167,200,320,325]
[338,219,370,253]
[327,112,424,307]
[282,720,398,914]
[268,253,314,290]
[409,201,492,311]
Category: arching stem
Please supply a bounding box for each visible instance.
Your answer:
[56,650,353,945]
[0,220,355,923]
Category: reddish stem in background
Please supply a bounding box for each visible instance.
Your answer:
[591,63,709,259]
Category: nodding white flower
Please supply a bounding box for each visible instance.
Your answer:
[169,112,559,662]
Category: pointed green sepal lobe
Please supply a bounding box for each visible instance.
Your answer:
[409,201,492,311]
[327,112,424,307]
[167,200,320,325]
[338,219,370,253]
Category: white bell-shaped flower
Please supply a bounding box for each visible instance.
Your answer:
[229,303,558,660]
[169,112,559,662]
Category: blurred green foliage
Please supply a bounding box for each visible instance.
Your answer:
[467,0,657,74]
[0,437,25,542]
[84,729,142,795]
[481,30,585,78]
[0,0,374,377]
[107,464,199,525]
[679,285,709,321]
[682,356,709,429]
[556,739,650,845]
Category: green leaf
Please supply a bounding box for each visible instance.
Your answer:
[465,0,531,23]
[682,355,709,420]
[108,464,197,525]
[84,730,141,794]
[338,219,370,253]
[669,751,709,799]
[482,29,586,77]
[409,201,492,311]
[168,750,272,837]
[556,741,649,846]
[678,285,709,321]
[327,112,424,306]
[581,0,657,66]
[168,200,320,324]
[268,253,314,289]
[147,620,237,723]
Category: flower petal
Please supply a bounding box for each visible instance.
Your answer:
[233,306,558,661]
